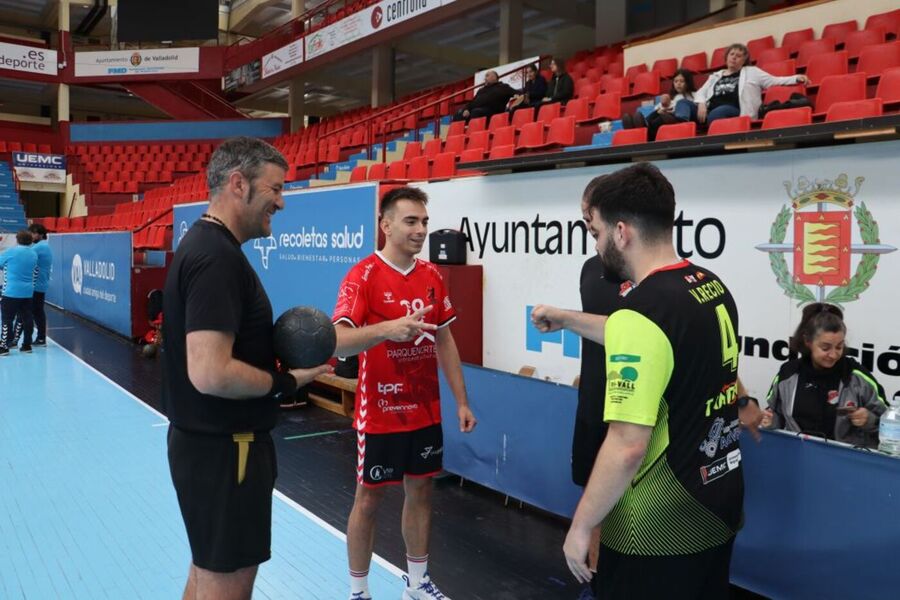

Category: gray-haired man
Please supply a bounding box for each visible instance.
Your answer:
[162,137,331,600]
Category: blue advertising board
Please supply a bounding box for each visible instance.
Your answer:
[173,184,378,318]
[45,232,133,336]
[11,152,67,185]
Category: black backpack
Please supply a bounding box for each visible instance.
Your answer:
[758,92,813,119]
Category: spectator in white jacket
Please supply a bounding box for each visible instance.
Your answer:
[693,43,808,125]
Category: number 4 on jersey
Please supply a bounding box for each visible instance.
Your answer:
[715,304,739,372]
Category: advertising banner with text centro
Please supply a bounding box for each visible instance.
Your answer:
[46,232,133,337]
[173,184,378,319]
[420,140,900,399]
[305,0,455,61]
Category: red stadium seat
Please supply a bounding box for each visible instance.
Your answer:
[446,120,465,138]
[488,112,510,131]
[403,141,422,160]
[806,51,848,85]
[821,20,858,47]
[857,42,900,78]
[466,130,490,153]
[536,102,561,125]
[612,128,647,146]
[407,156,430,180]
[825,98,884,121]
[431,152,456,179]
[366,162,386,180]
[875,66,900,108]
[349,165,368,182]
[488,144,515,160]
[627,71,661,97]
[761,106,812,129]
[710,47,728,70]
[762,59,797,77]
[387,160,407,180]
[607,61,623,77]
[511,107,535,129]
[845,27,887,60]
[655,121,696,142]
[707,115,752,135]
[563,98,590,122]
[443,135,466,156]
[576,81,601,100]
[585,93,621,123]
[651,58,678,78]
[467,116,487,134]
[865,9,900,38]
[491,126,516,149]
[543,116,576,148]
[515,122,546,152]
[757,47,791,67]
[748,35,776,59]
[781,28,815,56]
[601,76,627,95]
[423,138,443,160]
[680,52,708,73]
[459,148,485,163]
[814,72,867,116]
[624,63,648,81]
[796,38,836,68]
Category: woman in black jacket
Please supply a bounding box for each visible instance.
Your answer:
[542,57,574,105]
[508,64,548,112]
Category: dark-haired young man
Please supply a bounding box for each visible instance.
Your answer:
[332,186,476,600]
[26,223,51,346]
[533,163,753,599]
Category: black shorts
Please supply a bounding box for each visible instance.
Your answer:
[358,423,443,487]
[593,539,734,600]
[571,415,608,487]
[167,426,277,572]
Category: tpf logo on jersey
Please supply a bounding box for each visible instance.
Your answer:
[71,254,83,295]
[253,235,277,269]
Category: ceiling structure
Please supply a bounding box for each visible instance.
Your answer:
[0,0,597,120]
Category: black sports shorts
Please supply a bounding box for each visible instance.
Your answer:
[167,426,277,572]
[357,423,443,487]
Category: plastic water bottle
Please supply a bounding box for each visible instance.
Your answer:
[878,394,900,456]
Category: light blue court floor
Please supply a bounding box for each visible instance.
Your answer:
[0,341,402,599]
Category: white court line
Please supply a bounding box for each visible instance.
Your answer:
[47,337,405,578]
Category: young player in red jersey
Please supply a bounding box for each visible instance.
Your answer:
[332,186,476,600]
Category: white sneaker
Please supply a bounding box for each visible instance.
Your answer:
[402,573,450,599]
[349,592,372,600]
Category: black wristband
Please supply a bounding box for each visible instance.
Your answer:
[268,371,297,401]
[736,395,759,409]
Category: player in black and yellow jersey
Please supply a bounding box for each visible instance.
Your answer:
[533,163,761,599]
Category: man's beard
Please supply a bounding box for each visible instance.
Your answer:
[598,236,629,285]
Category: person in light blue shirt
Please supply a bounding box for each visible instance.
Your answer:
[0,230,38,355]
[26,223,52,346]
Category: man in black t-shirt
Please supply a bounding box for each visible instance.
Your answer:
[163,137,330,600]
[571,181,626,599]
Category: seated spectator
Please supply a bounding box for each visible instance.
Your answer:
[691,43,808,125]
[762,303,886,448]
[541,58,574,105]
[508,64,548,112]
[453,70,516,122]
[621,69,697,141]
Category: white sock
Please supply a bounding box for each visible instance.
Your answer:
[407,554,428,585]
[350,568,369,596]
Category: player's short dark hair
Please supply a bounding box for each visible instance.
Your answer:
[380,186,428,219]
[28,223,48,239]
[16,230,33,245]
[585,163,675,243]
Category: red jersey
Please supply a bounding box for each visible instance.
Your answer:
[332,252,457,434]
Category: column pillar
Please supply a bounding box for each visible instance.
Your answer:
[288,0,306,132]
[371,44,394,108]
[499,0,523,65]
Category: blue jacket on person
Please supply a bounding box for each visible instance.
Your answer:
[0,245,38,299]
[32,239,52,293]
